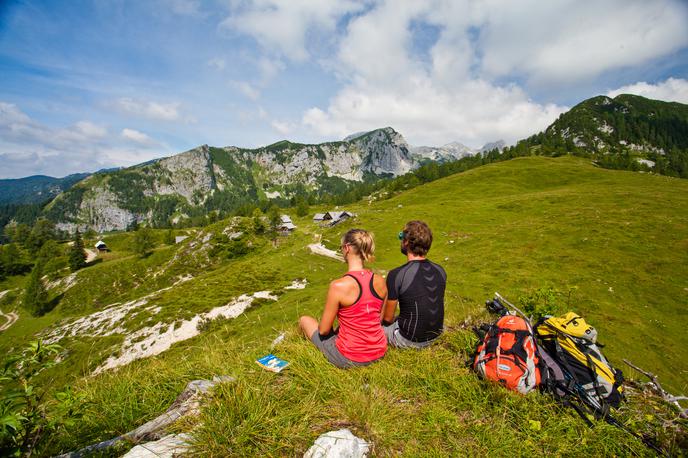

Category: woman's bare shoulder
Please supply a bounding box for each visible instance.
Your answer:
[329,275,357,291]
[372,273,388,294]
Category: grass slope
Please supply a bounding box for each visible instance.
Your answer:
[2,156,687,456]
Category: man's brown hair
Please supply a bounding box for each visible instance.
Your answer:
[403,220,433,256]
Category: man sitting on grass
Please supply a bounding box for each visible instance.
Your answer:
[382,220,446,348]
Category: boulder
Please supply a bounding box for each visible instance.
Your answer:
[304,429,370,458]
[122,433,191,458]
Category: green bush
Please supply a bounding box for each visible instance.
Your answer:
[132,227,156,257]
[517,287,570,321]
[0,341,83,457]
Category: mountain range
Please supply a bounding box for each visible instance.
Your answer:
[0,173,90,205]
[7,128,504,232]
[1,93,687,233]
[516,94,688,176]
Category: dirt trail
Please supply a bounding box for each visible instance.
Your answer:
[308,243,344,262]
[0,292,18,331]
[85,248,97,263]
[67,241,97,263]
[0,309,18,331]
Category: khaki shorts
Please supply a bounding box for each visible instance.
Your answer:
[310,333,375,369]
[383,321,440,349]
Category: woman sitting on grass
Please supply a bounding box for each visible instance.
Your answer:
[299,228,387,368]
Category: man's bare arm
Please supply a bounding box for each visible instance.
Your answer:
[382,298,398,323]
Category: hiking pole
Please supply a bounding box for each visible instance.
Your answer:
[556,371,667,455]
[494,292,531,325]
[603,412,667,457]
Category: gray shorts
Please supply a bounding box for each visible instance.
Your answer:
[383,321,440,349]
[310,333,375,369]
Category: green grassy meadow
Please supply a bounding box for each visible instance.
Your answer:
[1,155,686,456]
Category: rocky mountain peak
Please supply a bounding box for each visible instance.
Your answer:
[479,140,506,152]
[32,127,508,232]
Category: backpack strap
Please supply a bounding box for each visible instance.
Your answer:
[584,352,611,417]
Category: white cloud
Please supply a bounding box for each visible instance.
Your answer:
[0,103,109,149]
[207,57,226,70]
[303,80,566,146]
[606,78,688,104]
[74,121,107,138]
[302,0,688,145]
[257,57,285,84]
[223,0,687,146]
[113,97,181,121]
[0,102,163,178]
[301,1,568,146]
[477,0,688,83]
[271,119,295,136]
[0,102,31,125]
[121,128,156,145]
[230,81,261,100]
[220,0,367,61]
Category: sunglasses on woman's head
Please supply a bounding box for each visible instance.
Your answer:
[398,231,405,240]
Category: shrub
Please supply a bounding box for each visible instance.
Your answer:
[23,262,50,317]
[132,227,155,257]
[517,286,569,321]
[0,341,84,457]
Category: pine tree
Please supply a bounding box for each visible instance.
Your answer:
[164,229,175,245]
[252,208,266,234]
[295,197,309,217]
[68,230,87,272]
[23,261,49,317]
[25,218,56,255]
[267,205,282,229]
[133,227,155,257]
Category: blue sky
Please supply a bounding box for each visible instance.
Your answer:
[1,0,687,178]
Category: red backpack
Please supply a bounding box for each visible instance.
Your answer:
[473,315,542,394]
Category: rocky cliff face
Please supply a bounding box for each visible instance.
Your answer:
[44,127,496,232]
[222,127,413,185]
[151,146,215,203]
[356,128,414,176]
[60,187,137,234]
[411,139,506,163]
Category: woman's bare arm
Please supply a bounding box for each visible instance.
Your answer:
[318,279,343,335]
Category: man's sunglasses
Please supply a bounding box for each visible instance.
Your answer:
[398,231,405,240]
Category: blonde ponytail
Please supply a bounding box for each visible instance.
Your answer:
[342,228,375,263]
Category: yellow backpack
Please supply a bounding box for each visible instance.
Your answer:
[535,312,624,411]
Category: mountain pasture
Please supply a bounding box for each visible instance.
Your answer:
[1,156,686,456]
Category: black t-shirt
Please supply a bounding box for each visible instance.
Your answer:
[386,259,446,342]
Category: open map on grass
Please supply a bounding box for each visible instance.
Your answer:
[256,354,289,373]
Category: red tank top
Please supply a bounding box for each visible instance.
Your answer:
[335,270,387,362]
